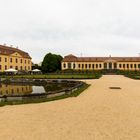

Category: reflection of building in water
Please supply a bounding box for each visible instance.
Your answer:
[0,84,33,95]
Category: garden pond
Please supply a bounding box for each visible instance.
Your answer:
[0,79,84,103]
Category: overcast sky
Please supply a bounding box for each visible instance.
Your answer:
[0,0,140,63]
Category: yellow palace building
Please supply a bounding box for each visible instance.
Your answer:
[0,45,32,72]
[62,54,140,71]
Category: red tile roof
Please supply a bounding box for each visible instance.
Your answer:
[62,54,140,62]
[0,45,31,59]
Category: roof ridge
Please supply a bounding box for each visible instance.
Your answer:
[0,45,31,59]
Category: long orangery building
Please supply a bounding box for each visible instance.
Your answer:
[62,54,140,71]
[0,45,32,72]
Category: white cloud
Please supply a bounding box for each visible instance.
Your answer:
[0,0,140,63]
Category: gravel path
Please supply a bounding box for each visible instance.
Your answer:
[0,75,140,140]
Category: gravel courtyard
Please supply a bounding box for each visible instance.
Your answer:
[0,75,140,140]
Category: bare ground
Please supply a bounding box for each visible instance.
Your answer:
[0,75,140,140]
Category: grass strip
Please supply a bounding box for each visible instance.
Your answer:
[1,74,101,79]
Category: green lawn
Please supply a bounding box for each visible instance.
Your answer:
[127,75,140,80]
[2,74,101,79]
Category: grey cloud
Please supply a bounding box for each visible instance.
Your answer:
[0,0,140,63]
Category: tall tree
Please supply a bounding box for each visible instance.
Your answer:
[42,53,63,73]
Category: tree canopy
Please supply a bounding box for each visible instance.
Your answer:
[32,64,42,70]
[42,53,63,73]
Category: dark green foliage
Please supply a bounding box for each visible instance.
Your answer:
[7,74,101,79]
[32,64,42,70]
[0,72,6,76]
[42,53,63,73]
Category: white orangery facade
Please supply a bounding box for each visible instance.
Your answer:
[62,54,140,71]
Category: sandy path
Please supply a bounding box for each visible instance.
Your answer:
[0,75,140,140]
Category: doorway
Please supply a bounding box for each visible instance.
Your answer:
[109,63,112,69]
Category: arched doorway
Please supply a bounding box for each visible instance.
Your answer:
[109,62,112,69]
[104,63,107,69]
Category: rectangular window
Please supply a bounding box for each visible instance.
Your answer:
[114,63,117,69]
[89,64,91,68]
[99,64,102,68]
[130,64,133,68]
[138,64,140,68]
[127,64,129,68]
[85,64,87,69]
[68,63,71,69]
[119,64,122,68]
[15,58,18,63]
[134,64,137,69]
[63,63,66,68]
[17,88,19,93]
[78,64,80,68]
[73,63,76,69]
[96,64,98,68]
[82,64,84,69]
[0,65,1,70]
[104,63,107,69]
[5,65,7,70]
[123,64,125,69]
[5,58,7,62]
[92,64,94,69]
[10,58,12,63]
[11,89,14,94]
[0,57,1,62]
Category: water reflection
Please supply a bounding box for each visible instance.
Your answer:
[0,82,72,96]
[0,84,46,96]
[32,86,46,94]
[0,81,83,103]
